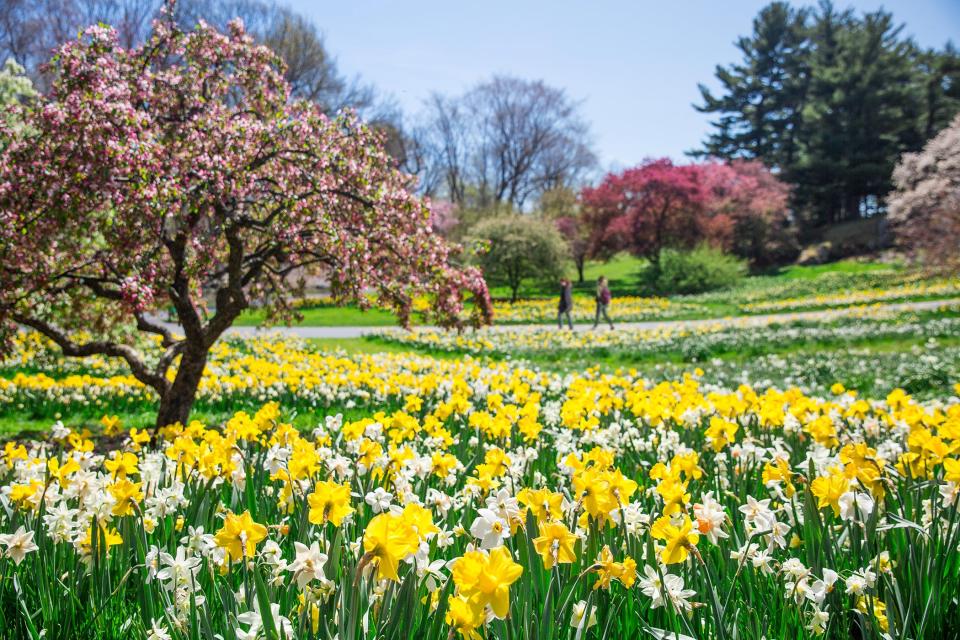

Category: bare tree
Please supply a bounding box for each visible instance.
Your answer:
[415,75,596,210]
[0,0,159,89]
[0,0,380,117]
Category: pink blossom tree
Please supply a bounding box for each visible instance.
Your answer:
[888,114,960,271]
[0,12,491,428]
[427,199,460,237]
[699,159,797,266]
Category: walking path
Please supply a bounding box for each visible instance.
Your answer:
[156,297,960,340]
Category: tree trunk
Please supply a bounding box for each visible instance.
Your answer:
[647,250,661,276]
[155,347,209,429]
[576,256,585,283]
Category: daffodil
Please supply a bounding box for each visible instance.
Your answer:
[215,510,268,562]
[307,480,354,527]
[362,512,419,582]
[445,595,483,640]
[108,477,144,516]
[592,545,636,589]
[810,473,850,517]
[451,546,523,619]
[0,526,38,565]
[104,451,139,479]
[650,515,700,565]
[532,521,578,569]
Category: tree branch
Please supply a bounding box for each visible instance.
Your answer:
[12,313,171,395]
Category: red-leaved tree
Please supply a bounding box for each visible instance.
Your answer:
[699,159,797,266]
[0,11,491,428]
[581,158,707,271]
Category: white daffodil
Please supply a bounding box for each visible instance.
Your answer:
[156,546,201,591]
[364,487,393,514]
[237,603,293,640]
[0,526,39,565]
[485,488,521,525]
[639,565,665,608]
[146,618,172,640]
[287,541,328,589]
[570,599,598,631]
[693,491,728,543]
[664,574,697,612]
[839,491,875,521]
[469,508,510,549]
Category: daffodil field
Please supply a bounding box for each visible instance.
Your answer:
[0,327,959,640]
[377,306,960,363]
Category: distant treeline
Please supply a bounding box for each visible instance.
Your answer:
[694,1,960,231]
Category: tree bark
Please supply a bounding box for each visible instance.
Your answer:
[155,347,209,429]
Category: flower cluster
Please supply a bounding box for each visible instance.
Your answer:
[740,278,960,313]
[1,345,958,638]
[377,306,958,359]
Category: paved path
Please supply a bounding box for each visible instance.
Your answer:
[155,297,960,340]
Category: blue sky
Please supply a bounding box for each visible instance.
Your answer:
[288,1,960,172]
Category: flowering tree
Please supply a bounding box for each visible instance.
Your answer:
[888,114,960,271]
[581,158,706,272]
[699,159,797,266]
[0,13,491,428]
[427,199,460,237]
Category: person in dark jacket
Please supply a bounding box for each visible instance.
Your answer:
[557,278,574,330]
[592,276,614,329]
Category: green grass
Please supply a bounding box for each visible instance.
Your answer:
[772,258,901,279]
[476,254,904,301]
[235,305,401,327]
[485,253,646,299]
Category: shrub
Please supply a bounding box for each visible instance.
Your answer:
[466,215,568,301]
[644,245,746,295]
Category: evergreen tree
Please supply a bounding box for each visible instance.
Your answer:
[696,1,960,233]
[916,43,960,141]
[695,2,810,170]
[793,4,920,225]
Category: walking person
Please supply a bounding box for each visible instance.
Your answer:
[592,276,614,330]
[557,277,574,330]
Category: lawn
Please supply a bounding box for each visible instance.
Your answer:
[234,305,401,327]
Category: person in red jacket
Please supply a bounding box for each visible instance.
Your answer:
[592,276,614,330]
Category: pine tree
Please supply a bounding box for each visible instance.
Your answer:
[794,4,920,226]
[696,1,960,232]
[695,2,810,170]
[916,43,960,141]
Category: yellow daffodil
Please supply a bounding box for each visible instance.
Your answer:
[651,515,700,565]
[215,510,268,562]
[451,546,523,619]
[362,512,419,582]
[532,521,578,569]
[307,480,354,527]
